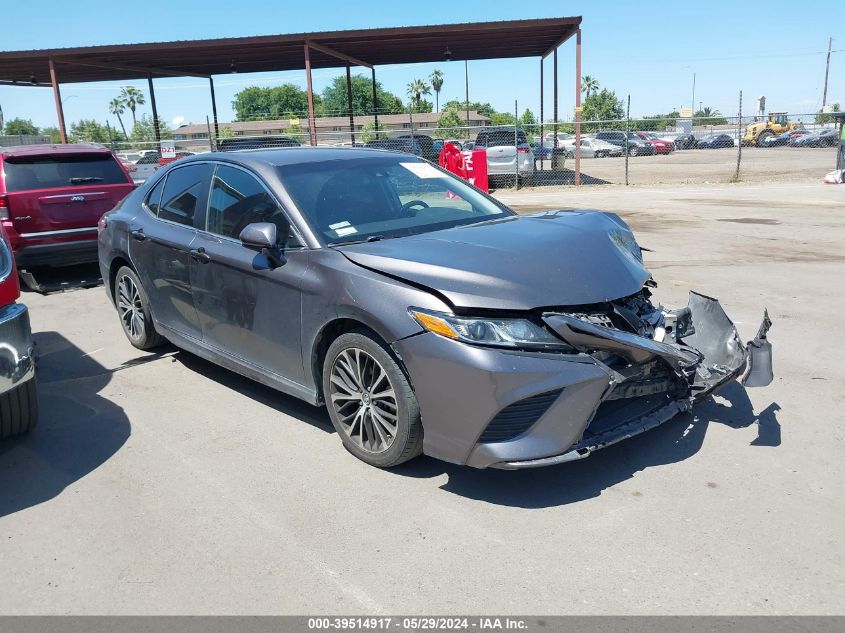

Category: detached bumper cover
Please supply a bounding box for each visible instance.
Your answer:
[395,292,772,469]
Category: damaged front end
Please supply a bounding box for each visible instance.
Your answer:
[497,289,773,469]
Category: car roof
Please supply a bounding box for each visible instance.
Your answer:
[178,146,424,169]
[0,143,112,158]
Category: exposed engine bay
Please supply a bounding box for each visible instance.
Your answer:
[543,288,773,402]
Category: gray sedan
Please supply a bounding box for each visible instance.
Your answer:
[98,148,773,469]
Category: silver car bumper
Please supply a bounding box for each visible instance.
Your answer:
[0,303,36,395]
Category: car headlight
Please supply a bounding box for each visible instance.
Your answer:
[608,228,643,263]
[409,308,572,351]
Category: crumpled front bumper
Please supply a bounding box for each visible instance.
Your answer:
[393,292,772,469]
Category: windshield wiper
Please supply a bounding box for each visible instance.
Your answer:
[68,177,104,183]
[330,235,388,246]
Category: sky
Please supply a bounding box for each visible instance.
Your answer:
[0,0,841,131]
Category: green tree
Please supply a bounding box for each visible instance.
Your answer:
[633,111,680,131]
[69,119,115,143]
[411,99,433,114]
[519,108,539,136]
[694,106,727,126]
[430,69,444,112]
[815,103,841,125]
[582,75,599,99]
[406,79,431,112]
[129,115,172,142]
[361,120,389,142]
[285,121,307,142]
[581,88,625,129]
[435,106,466,139]
[40,126,62,143]
[489,112,516,126]
[109,97,128,139]
[442,100,496,118]
[3,118,39,135]
[232,84,315,121]
[119,87,146,126]
[320,75,403,116]
[218,125,234,139]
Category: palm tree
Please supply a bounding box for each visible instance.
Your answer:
[696,106,720,117]
[430,69,444,112]
[582,75,599,99]
[406,79,431,111]
[120,86,146,126]
[109,97,128,140]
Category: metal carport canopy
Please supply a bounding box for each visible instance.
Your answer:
[0,17,581,83]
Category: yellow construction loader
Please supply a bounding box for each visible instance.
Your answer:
[742,112,798,146]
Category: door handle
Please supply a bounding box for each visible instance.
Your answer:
[190,247,211,264]
[130,228,146,241]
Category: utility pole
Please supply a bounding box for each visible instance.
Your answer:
[822,37,832,108]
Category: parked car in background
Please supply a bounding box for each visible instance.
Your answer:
[98,147,773,469]
[789,130,836,147]
[218,136,302,152]
[816,128,840,147]
[0,224,37,439]
[697,134,735,149]
[571,138,623,158]
[132,151,163,183]
[364,137,423,157]
[594,131,655,156]
[635,132,674,154]
[761,129,809,147]
[0,144,135,273]
[674,134,698,149]
[472,127,535,185]
[396,134,438,162]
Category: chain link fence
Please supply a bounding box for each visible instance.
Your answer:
[73,104,840,188]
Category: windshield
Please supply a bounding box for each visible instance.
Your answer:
[4,153,129,191]
[277,156,512,245]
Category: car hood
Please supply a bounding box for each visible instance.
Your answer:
[336,211,651,310]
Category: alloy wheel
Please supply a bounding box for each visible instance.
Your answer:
[117,274,145,340]
[329,348,398,454]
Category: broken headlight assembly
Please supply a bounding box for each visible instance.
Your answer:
[409,308,574,351]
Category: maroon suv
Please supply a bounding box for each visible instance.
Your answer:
[0,144,135,270]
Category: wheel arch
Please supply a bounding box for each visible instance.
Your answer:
[108,253,134,304]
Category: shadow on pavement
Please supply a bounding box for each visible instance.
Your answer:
[175,350,334,434]
[389,381,781,508]
[0,331,133,518]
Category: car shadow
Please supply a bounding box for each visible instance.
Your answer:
[389,381,781,508]
[0,331,133,518]
[174,350,334,434]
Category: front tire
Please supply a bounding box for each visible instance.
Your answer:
[756,131,773,147]
[0,378,38,440]
[114,266,166,350]
[323,331,423,468]
[629,146,640,156]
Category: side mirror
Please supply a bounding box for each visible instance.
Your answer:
[239,221,288,267]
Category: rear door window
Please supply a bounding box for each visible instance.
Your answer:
[3,154,130,191]
[157,163,212,227]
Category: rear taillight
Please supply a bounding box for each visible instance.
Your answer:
[0,195,8,220]
[517,146,531,153]
[0,237,20,306]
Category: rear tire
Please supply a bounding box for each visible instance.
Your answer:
[114,266,166,350]
[629,146,639,156]
[756,131,773,147]
[0,378,38,440]
[323,331,423,468]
